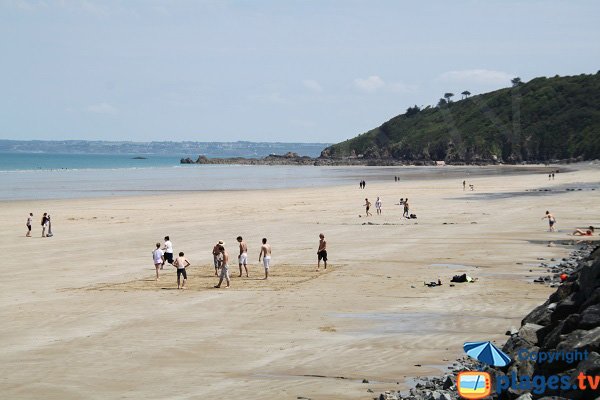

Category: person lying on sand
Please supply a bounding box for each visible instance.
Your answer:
[572,226,595,236]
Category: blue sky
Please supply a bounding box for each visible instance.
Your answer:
[1,0,598,143]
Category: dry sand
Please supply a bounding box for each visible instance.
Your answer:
[1,165,599,399]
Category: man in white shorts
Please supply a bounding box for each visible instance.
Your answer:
[375,196,382,215]
[258,237,272,280]
[237,236,249,277]
[214,243,230,288]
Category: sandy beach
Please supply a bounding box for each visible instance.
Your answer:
[1,165,599,399]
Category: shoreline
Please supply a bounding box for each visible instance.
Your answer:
[2,165,599,399]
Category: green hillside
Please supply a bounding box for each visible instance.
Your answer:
[322,73,600,163]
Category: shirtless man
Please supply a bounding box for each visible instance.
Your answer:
[173,251,190,290]
[375,197,382,215]
[316,233,327,271]
[212,240,224,276]
[403,199,410,218]
[258,238,272,280]
[364,198,372,217]
[542,211,557,232]
[214,243,230,288]
[26,212,33,237]
[237,236,249,277]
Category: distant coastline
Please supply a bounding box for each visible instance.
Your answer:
[180,152,591,167]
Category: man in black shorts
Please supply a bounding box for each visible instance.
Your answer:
[26,212,33,237]
[317,233,327,271]
[173,251,190,289]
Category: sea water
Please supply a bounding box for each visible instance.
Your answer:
[0,152,543,201]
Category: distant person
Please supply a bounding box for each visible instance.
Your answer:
[363,180,366,189]
[403,199,410,218]
[214,243,230,288]
[364,198,372,217]
[237,236,249,277]
[359,181,362,189]
[258,238,272,280]
[162,236,174,269]
[548,173,551,181]
[463,180,466,191]
[469,184,474,191]
[316,233,327,271]
[552,172,555,180]
[46,214,53,237]
[212,240,223,276]
[375,196,382,215]
[152,242,164,280]
[41,212,48,237]
[394,176,397,182]
[399,198,404,205]
[542,211,557,232]
[173,251,190,289]
[26,212,33,237]
[572,226,594,236]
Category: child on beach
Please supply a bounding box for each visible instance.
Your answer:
[152,243,164,280]
[542,211,557,232]
[173,251,190,289]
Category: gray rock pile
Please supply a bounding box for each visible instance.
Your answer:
[376,243,600,400]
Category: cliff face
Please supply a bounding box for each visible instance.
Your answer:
[323,73,600,164]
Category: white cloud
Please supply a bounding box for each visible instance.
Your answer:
[437,69,514,85]
[302,79,323,93]
[353,75,417,94]
[354,75,385,93]
[86,103,118,115]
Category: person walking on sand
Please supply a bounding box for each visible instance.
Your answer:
[258,238,272,280]
[403,199,410,218]
[41,212,48,237]
[161,236,174,269]
[46,214,53,237]
[214,243,230,288]
[173,251,190,289]
[542,211,557,232]
[237,236,249,277]
[364,198,372,217]
[375,197,382,215]
[26,213,33,237]
[212,240,223,276]
[152,243,164,280]
[463,180,466,191]
[316,233,327,271]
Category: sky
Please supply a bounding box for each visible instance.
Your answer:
[1,0,599,143]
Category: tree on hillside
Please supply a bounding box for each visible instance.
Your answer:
[511,77,523,87]
[406,105,421,117]
[461,90,471,99]
[444,92,454,103]
[437,98,447,107]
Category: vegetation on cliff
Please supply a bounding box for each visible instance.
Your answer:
[322,73,600,163]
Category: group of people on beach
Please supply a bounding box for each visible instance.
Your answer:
[362,196,412,218]
[25,212,53,238]
[152,233,328,289]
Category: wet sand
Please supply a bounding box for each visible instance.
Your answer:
[1,165,599,399]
